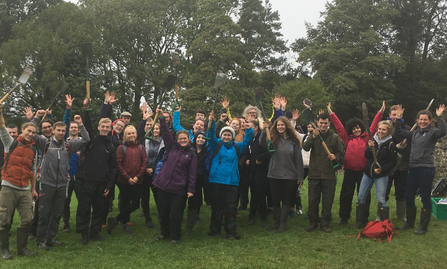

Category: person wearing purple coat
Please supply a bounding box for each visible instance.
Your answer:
[152,108,197,245]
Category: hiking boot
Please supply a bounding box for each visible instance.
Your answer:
[107,217,118,234]
[17,227,37,257]
[80,232,89,245]
[63,222,71,233]
[145,219,154,228]
[339,219,348,226]
[414,209,431,235]
[0,230,12,260]
[305,223,318,232]
[296,207,303,215]
[37,242,49,251]
[398,205,416,230]
[47,239,65,247]
[123,224,132,234]
[90,233,103,242]
[226,234,241,240]
[321,226,332,233]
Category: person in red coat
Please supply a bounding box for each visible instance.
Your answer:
[107,125,147,235]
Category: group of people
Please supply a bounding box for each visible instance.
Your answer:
[0,90,445,259]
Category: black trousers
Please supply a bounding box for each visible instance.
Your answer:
[209,183,238,236]
[386,170,407,202]
[156,188,187,241]
[308,179,337,227]
[188,180,203,211]
[116,183,141,224]
[63,175,76,224]
[36,184,66,244]
[339,170,371,221]
[249,170,269,219]
[238,165,250,208]
[75,180,109,235]
[141,174,154,221]
[269,178,296,208]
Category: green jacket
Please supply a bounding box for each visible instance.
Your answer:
[302,130,345,180]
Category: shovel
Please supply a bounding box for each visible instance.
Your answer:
[144,75,177,139]
[302,102,339,169]
[397,98,434,150]
[255,87,275,152]
[41,80,68,121]
[205,73,228,138]
[82,42,93,105]
[362,102,381,171]
[0,67,34,103]
[170,52,181,111]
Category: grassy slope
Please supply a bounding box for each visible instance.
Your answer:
[3,172,447,269]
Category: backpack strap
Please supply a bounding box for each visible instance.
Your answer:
[3,140,18,172]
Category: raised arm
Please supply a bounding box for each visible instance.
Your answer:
[370,101,385,136]
[172,109,185,132]
[328,102,348,145]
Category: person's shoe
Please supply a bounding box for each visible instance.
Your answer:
[226,234,241,240]
[171,240,180,245]
[305,223,318,232]
[414,209,431,235]
[63,223,71,233]
[1,249,12,260]
[16,227,37,256]
[28,234,35,240]
[47,239,65,247]
[208,232,220,237]
[37,242,49,251]
[0,229,13,260]
[123,224,132,234]
[339,219,348,226]
[89,233,103,242]
[296,208,303,215]
[80,233,89,245]
[155,235,166,242]
[276,225,287,234]
[145,219,154,228]
[107,217,118,234]
[321,226,332,233]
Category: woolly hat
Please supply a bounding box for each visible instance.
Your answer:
[220,126,235,138]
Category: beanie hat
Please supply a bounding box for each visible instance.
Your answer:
[220,126,235,138]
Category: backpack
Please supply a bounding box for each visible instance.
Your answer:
[3,140,37,172]
[121,144,143,159]
[356,220,396,243]
[432,178,447,198]
[205,141,239,172]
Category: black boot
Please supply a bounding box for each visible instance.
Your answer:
[80,232,89,245]
[398,205,416,229]
[186,209,198,235]
[355,203,368,229]
[378,203,389,221]
[414,209,431,235]
[17,227,37,256]
[396,200,406,223]
[277,205,290,233]
[0,229,12,260]
[268,206,281,231]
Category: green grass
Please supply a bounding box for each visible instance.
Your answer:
[3,172,447,269]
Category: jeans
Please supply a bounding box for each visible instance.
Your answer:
[358,173,388,206]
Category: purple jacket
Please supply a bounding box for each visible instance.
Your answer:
[152,116,197,195]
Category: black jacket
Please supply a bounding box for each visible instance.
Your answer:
[364,136,397,178]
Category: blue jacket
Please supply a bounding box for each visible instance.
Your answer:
[208,120,254,186]
[173,111,195,141]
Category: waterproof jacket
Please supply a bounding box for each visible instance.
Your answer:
[152,116,197,195]
[364,134,397,178]
[390,119,411,171]
[173,111,195,141]
[116,141,147,185]
[247,132,270,174]
[77,110,117,191]
[302,129,345,180]
[34,124,90,187]
[260,131,304,183]
[396,116,446,168]
[330,112,369,171]
[208,120,254,186]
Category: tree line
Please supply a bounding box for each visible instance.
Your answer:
[1,0,446,126]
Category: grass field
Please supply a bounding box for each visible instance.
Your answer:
[2,172,447,269]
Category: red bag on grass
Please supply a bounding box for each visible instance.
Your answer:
[356,220,397,243]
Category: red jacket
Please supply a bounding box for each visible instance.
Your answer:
[2,136,35,187]
[330,113,370,171]
[116,141,147,185]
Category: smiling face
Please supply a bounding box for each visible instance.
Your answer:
[276,120,286,134]
[221,131,233,143]
[247,109,257,120]
[352,125,362,137]
[144,121,153,133]
[417,114,431,129]
[41,122,53,138]
[21,126,37,142]
[98,122,111,136]
[113,120,125,134]
[377,124,390,140]
[230,119,240,132]
[69,123,79,136]
[53,126,66,142]
[193,120,205,133]
[121,116,131,125]
[318,118,330,133]
[153,124,160,138]
[195,134,206,146]
[124,126,137,142]
[177,133,189,147]
[7,127,18,139]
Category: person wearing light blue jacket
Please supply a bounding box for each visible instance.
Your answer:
[172,109,207,142]
[207,116,254,240]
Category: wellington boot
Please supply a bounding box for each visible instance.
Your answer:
[378,203,389,221]
[268,206,281,231]
[397,205,416,230]
[414,209,431,235]
[17,227,37,256]
[186,209,198,235]
[0,230,12,260]
[396,201,406,223]
[355,203,368,229]
[277,206,290,233]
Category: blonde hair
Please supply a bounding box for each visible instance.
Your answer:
[123,125,137,142]
[99,118,112,126]
[378,120,394,136]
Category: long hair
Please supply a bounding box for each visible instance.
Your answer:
[270,117,300,147]
[230,118,244,143]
